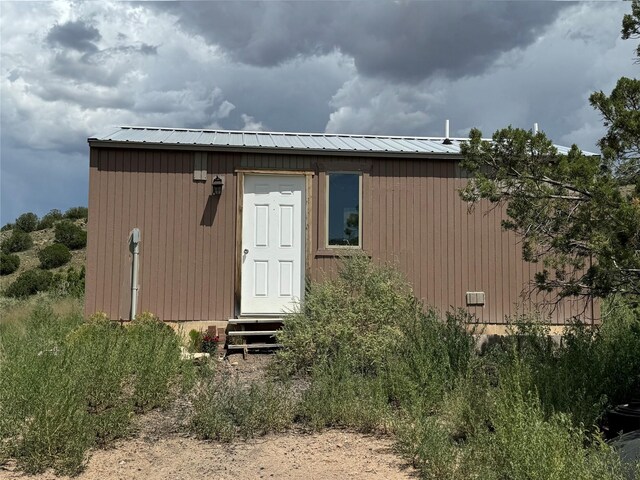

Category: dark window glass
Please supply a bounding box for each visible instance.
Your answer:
[328,173,360,246]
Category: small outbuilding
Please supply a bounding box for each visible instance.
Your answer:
[85,126,595,334]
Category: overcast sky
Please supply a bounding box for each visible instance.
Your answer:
[1,0,637,224]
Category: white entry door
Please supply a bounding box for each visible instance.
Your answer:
[241,174,305,315]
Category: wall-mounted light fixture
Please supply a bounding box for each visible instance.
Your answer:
[212,176,224,196]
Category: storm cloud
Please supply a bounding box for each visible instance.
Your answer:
[46,20,101,53]
[0,1,635,224]
[151,1,569,82]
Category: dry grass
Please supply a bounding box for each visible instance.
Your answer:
[0,295,83,327]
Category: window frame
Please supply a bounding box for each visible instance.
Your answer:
[325,171,363,249]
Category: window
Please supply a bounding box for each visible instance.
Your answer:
[327,173,361,247]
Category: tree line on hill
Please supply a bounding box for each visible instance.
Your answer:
[0,207,87,298]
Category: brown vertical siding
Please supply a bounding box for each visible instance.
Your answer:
[86,148,238,321]
[87,148,593,324]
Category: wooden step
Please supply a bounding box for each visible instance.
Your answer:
[227,330,278,337]
[227,343,283,350]
[228,317,284,324]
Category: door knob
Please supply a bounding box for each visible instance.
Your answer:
[244,248,249,254]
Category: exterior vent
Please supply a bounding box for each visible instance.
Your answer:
[193,152,207,181]
[466,291,485,306]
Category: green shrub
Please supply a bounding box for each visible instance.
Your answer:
[190,371,295,442]
[0,303,89,476]
[37,209,63,230]
[54,220,86,250]
[128,313,182,412]
[64,206,88,220]
[68,318,133,445]
[50,266,85,298]
[1,229,33,254]
[0,252,20,275]
[383,308,478,412]
[1,223,13,231]
[0,302,188,475]
[38,243,71,269]
[300,353,390,432]
[391,358,627,480]
[466,369,625,480]
[188,329,203,352]
[394,409,460,478]
[493,304,640,428]
[12,372,92,475]
[14,212,38,232]
[4,269,53,298]
[275,255,421,375]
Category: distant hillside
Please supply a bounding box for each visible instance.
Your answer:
[0,216,87,295]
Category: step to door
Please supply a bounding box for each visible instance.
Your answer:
[227,343,283,351]
[228,318,284,325]
[227,330,278,337]
[226,317,285,357]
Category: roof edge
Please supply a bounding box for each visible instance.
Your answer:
[87,140,464,159]
[90,125,483,143]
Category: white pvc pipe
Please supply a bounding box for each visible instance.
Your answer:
[534,122,539,134]
[445,119,450,139]
[130,228,141,320]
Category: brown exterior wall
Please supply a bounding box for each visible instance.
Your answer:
[86,148,238,322]
[86,147,595,324]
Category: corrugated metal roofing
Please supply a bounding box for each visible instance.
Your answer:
[88,126,593,156]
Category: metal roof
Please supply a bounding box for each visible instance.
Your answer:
[88,126,592,157]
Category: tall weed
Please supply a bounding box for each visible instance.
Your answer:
[394,409,461,479]
[276,255,419,375]
[68,318,132,444]
[300,353,391,432]
[0,304,89,475]
[467,364,626,480]
[497,303,640,427]
[127,315,182,412]
[0,302,186,475]
[190,369,295,441]
[384,308,477,412]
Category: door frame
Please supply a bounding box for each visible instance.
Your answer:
[235,170,314,314]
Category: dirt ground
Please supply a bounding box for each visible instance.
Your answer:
[0,354,418,480]
[0,431,417,480]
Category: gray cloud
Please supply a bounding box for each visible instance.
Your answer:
[30,82,134,110]
[46,20,101,53]
[44,17,157,89]
[46,42,157,88]
[325,2,635,151]
[48,52,123,87]
[0,0,634,226]
[150,1,569,82]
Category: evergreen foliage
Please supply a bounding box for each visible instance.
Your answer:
[63,207,88,220]
[460,3,640,300]
[54,220,87,250]
[38,244,72,269]
[15,213,38,233]
[1,229,33,254]
[0,253,20,275]
[4,269,53,298]
[460,129,639,299]
[37,209,63,230]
